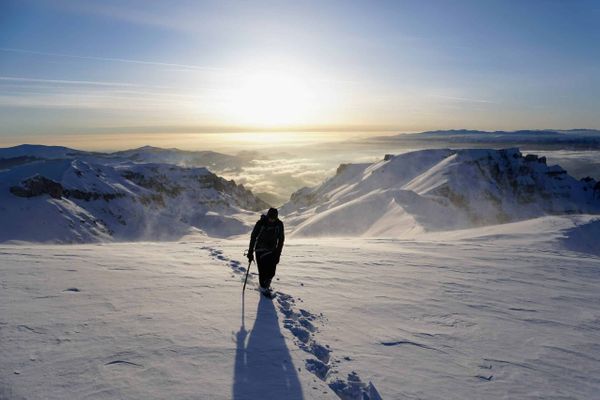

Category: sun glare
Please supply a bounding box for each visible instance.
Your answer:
[222,69,320,128]
[223,131,303,145]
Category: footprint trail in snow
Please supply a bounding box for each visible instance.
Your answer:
[201,245,383,400]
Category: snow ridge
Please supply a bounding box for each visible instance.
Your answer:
[0,159,268,243]
[283,148,600,237]
[0,144,244,171]
[201,246,383,400]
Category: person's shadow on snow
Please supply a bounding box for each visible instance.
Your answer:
[233,294,304,400]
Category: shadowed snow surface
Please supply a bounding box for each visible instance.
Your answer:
[1,216,600,399]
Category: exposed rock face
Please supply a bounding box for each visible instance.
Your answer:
[120,164,269,211]
[10,175,64,199]
[3,159,270,242]
[120,170,184,197]
[9,163,268,211]
[288,187,319,209]
[336,164,350,175]
[427,148,599,225]
[283,148,600,237]
[10,175,125,201]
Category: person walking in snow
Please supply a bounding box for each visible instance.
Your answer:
[247,208,284,297]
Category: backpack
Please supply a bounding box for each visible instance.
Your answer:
[255,216,282,251]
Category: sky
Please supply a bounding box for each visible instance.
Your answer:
[1,0,599,150]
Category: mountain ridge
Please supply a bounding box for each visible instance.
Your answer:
[0,157,269,243]
[282,148,600,237]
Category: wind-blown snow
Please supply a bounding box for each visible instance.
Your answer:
[1,215,599,399]
[283,148,600,237]
[1,143,600,399]
[3,147,599,242]
[0,158,268,243]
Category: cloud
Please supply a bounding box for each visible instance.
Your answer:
[0,76,210,113]
[0,48,220,73]
[35,0,201,33]
[427,93,497,104]
[220,158,335,206]
[0,75,167,88]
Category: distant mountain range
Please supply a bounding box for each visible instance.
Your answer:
[2,143,600,242]
[372,129,600,149]
[0,144,248,171]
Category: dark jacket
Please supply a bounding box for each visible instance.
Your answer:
[249,215,285,255]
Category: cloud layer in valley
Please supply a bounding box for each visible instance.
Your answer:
[221,157,334,206]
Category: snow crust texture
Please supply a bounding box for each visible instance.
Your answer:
[201,245,383,399]
[2,219,600,399]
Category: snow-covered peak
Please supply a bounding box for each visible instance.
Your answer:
[0,144,245,172]
[283,148,600,237]
[0,158,269,243]
[0,144,86,159]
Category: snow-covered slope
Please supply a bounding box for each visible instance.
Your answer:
[1,216,599,399]
[282,148,600,237]
[0,159,269,243]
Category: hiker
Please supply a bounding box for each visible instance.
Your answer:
[247,207,284,296]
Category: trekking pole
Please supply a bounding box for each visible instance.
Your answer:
[242,250,253,293]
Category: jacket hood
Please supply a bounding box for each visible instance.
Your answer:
[260,214,280,222]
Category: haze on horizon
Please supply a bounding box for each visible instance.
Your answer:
[1,0,599,151]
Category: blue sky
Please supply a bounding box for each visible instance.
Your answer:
[1,0,599,148]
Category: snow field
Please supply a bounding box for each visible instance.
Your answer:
[1,215,600,399]
[284,149,600,238]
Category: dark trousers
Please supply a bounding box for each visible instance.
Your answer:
[255,250,277,289]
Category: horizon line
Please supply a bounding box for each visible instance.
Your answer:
[3,125,599,138]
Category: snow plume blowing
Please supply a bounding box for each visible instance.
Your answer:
[0,159,269,243]
[1,146,599,243]
[282,148,600,238]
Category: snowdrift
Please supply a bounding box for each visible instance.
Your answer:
[283,148,600,237]
[2,224,600,399]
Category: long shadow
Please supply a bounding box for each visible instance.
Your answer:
[233,294,304,400]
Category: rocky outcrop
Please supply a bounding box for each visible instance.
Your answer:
[120,165,269,211]
[282,148,600,237]
[10,175,64,199]
[121,170,184,197]
[10,175,125,201]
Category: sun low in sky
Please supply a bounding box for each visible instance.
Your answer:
[0,0,599,150]
[220,68,329,128]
